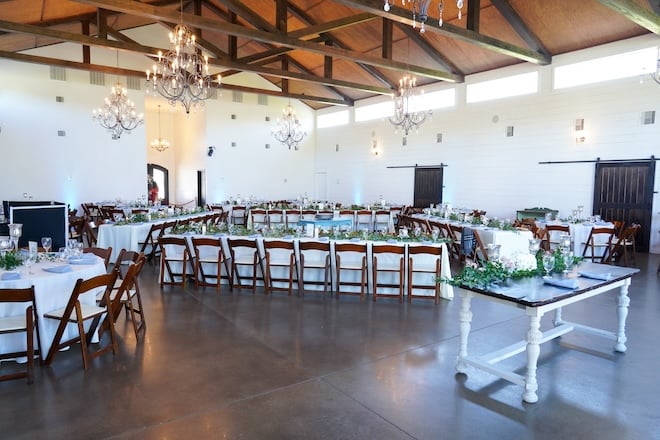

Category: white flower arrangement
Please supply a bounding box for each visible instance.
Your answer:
[500,252,537,272]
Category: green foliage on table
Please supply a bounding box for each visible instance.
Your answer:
[448,213,460,221]
[132,213,149,223]
[350,205,365,210]
[444,260,542,290]
[0,251,23,270]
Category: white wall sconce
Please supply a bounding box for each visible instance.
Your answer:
[371,131,380,156]
[575,118,586,143]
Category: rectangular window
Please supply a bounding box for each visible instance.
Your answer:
[467,72,538,103]
[317,109,349,128]
[554,47,656,89]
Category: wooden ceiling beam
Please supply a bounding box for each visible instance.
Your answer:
[395,23,463,75]
[72,0,461,82]
[490,0,551,60]
[595,0,660,34]
[332,0,551,65]
[0,19,391,96]
[0,49,351,106]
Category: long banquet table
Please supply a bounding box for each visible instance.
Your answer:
[161,233,454,300]
[0,256,106,359]
[97,212,212,262]
[455,262,638,403]
[536,220,615,255]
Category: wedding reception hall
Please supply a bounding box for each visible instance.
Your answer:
[0,1,659,439]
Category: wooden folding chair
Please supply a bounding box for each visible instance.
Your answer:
[228,238,264,291]
[372,244,405,302]
[298,240,332,295]
[263,240,298,295]
[407,245,443,304]
[192,236,231,291]
[250,209,268,230]
[546,224,570,250]
[138,222,165,262]
[581,227,615,263]
[44,272,119,370]
[0,287,41,384]
[158,236,192,287]
[335,242,368,301]
[82,246,112,270]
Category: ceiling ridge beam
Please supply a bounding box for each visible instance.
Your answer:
[595,0,660,34]
[332,0,551,65]
[73,0,462,82]
[490,0,551,60]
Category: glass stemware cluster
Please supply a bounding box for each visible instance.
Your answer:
[559,233,574,273]
[8,223,22,252]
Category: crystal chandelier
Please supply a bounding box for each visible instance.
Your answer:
[92,81,143,140]
[389,73,431,136]
[383,0,464,33]
[271,103,307,150]
[150,105,170,152]
[146,15,220,114]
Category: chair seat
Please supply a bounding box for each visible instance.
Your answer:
[44,303,107,322]
[0,315,28,332]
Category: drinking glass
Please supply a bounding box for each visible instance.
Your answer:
[563,250,574,273]
[25,251,36,275]
[431,228,439,241]
[529,238,541,254]
[41,237,52,254]
[542,253,555,275]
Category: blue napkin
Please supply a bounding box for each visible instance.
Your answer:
[319,237,329,242]
[578,271,612,281]
[1,272,20,280]
[283,235,293,239]
[387,239,398,244]
[543,276,579,289]
[43,265,72,273]
[248,234,260,238]
[69,256,98,265]
[350,237,360,242]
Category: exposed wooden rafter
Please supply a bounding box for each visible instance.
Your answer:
[595,0,660,34]
[332,0,551,65]
[73,0,462,82]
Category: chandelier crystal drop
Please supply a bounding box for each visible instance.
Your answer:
[384,0,463,33]
[150,105,170,152]
[271,103,307,150]
[92,82,143,140]
[389,73,431,136]
[146,23,220,114]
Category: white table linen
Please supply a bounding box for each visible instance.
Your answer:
[0,257,106,358]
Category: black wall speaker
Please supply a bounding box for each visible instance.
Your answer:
[207,146,215,157]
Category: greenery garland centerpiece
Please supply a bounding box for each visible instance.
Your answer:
[0,251,24,270]
[444,249,583,290]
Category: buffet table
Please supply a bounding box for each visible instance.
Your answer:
[0,256,106,358]
[455,262,639,403]
[160,234,453,300]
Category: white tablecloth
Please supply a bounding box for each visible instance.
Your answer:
[537,221,615,255]
[245,209,396,233]
[0,257,107,358]
[97,212,211,262]
[415,216,534,259]
[161,234,453,300]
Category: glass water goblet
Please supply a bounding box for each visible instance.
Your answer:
[542,253,555,276]
[25,251,36,275]
[41,237,52,254]
[563,251,574,273]
[431,228,439,241]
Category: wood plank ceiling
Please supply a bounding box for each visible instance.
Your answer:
[0,0,657,109]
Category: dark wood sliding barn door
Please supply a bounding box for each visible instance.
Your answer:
[413,167,443,208]
[593,159,655,252]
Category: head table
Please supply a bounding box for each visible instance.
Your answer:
[0,256,107,360]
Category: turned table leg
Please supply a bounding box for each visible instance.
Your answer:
[456,291,473,374]
[523,312,543,403]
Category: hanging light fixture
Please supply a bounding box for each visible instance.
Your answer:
[150,105,170,152]
[145,1,220,114]
[389,73,432,136]
[271,103,307,150]
[92,53,143,140]
[383,0,463,33]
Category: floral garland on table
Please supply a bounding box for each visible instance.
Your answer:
[0,251,24,270]
[444,249,583,289]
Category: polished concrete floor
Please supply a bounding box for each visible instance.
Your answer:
[1,254,659,440]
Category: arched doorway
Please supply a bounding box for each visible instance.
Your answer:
[147,163,170,205]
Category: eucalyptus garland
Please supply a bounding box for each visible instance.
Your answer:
[0,251,24,271]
